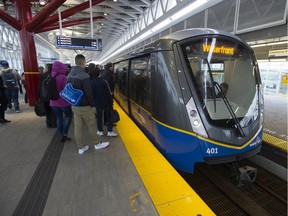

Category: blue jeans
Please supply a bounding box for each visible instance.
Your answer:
[6,87,19,111]
[52,106,73,135]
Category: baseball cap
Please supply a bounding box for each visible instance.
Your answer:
[1,60,9,67]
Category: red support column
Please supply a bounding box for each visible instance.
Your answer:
[14,0,39,106]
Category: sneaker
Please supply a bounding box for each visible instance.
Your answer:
[107,131,118,137]
[16,110,20,113]
[78,145,89,154]
[97,131,104,136]
[94,142,109,150]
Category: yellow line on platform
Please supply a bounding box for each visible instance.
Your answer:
[24,72,40,75]
[114,103,215,216]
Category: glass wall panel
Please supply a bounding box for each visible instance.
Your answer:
[259,61,288,96]
[238,0,286,31]
[171,21,184,33]
[207,0,235,32]
[186,12,205,29]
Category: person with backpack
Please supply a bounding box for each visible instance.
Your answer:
[49,61,73,142]
[38,63,57,128]
[0,60,21,113]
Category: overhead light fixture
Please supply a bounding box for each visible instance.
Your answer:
[267,41,288,46]
[104,12,107,16]
[171,0,208,21]
[250,44,267,48]
[39,0,46,6]
[250,40,288,48]
[269,58,287,62]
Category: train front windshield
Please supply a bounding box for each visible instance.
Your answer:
[183,36,261,128]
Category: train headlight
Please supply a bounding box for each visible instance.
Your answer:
[193,120,199,126]
[186,98,208,137]
[190,109,198,117]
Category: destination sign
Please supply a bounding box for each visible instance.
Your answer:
[56,36,102,51]
[202,44,234,55]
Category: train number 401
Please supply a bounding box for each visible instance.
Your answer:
[206,148,218,154]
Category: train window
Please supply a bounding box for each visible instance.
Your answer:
[114,61,129,96]
[181,36,260,128]
[129,56,151,111]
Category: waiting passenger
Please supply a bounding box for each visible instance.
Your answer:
[101,62,115,126]
[90,68,118,137]
[0,74,10,123]
[0,60,21,113]
[38,66,44,74]
[49,61,73,142]
[39,63,57,128]
[67,54,109,154]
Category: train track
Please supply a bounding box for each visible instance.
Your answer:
[180,161,287,216]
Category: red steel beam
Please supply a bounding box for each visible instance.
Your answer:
[26,0,66,32]
[0,9,22,30]
[35,16,105,33]
[36,0,105,29]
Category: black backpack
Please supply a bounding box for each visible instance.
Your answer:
[41,73,60,101]
[3,69,17,87]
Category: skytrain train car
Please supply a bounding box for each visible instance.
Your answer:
[112,28,264,173]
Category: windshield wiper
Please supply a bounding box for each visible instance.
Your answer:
[214,82,245,137]
[204,59,217,112]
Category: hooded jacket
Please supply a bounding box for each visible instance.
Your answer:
[49,61,70,107]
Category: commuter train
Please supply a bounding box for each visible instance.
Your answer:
[112,28,263,173]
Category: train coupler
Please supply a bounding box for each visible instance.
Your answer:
[226,163,257,187]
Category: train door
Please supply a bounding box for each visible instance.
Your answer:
[128,55,153,136]
[113,61,129,113]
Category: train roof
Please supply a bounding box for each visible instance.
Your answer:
[114,28,246,62]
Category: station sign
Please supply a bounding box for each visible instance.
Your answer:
[56,36,102,51]
[268,49,288,58]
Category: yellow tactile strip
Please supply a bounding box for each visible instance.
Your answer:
[263,133,287,152]
[115,103,215,216]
